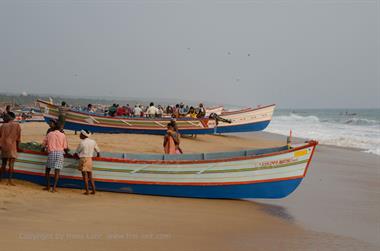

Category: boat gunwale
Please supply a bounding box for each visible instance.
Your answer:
[18,140,318,165]
[43,113,272,131]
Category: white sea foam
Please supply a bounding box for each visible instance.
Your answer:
[267,113,380,156]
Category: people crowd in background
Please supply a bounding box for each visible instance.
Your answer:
[77,102,208,119]
[42,99,209,120]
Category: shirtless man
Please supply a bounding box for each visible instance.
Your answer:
[0,113,21,185]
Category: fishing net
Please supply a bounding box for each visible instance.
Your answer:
[19,142,44,152]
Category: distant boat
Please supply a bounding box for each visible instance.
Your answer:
[37,100,275,135]
[0,112,44,123]
[14,140,318,199]
[15,115,45,123]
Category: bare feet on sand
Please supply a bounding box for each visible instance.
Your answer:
[7,181,16,186]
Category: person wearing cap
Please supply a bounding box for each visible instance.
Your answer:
[74,130,100,195]
[0,112,21,185]
[42,124,69,192]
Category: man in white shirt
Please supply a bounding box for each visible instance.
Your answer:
[75,130,100,195]
[146,102,159,118]
[133,105,142,117]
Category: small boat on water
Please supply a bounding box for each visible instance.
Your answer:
[14,140,317,199]
[37,100,276,135]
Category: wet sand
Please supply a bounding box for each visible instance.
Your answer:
[0,123,379,250]
[258,144,380,247]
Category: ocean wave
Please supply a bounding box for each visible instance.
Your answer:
[276,113,320,123]
[267,113,380,156]
[343,118,380,126]
[365,148,380,156]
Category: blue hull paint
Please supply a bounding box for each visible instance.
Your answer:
[44,117,271,135]
[12,172,302,199]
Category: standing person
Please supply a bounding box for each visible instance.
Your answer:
[74,130,100,195]
[170,120,182,154]
[0,113,21,185]
[163,123,177,154]
[163,122,182,154]
[133,105,142,117]
[57,101,68,131]
[146,102,159,118]
[42,126,69,192]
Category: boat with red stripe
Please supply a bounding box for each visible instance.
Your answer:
[13,140,318,199]
[37,100,275,135]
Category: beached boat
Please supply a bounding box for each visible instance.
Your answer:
[37,100,275,135]
[15,115,45,123]
[0,115,45,123]
[13,140,317,199]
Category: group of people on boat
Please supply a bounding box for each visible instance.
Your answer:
[79,101,206,119]
[0,107,183,194]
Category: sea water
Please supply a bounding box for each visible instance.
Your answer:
[266,109,380,156]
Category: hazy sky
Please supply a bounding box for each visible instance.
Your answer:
[0,0,378,108]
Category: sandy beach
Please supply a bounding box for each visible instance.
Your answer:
[0,122,379,250]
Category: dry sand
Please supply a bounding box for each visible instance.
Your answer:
[19,123,284,153]
[0,122,379,250]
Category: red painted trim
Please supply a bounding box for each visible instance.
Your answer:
[19,141,318,166]
[302,142,318,177]
[13,169,304,186]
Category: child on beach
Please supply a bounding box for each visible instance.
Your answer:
[74,130,100,195]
